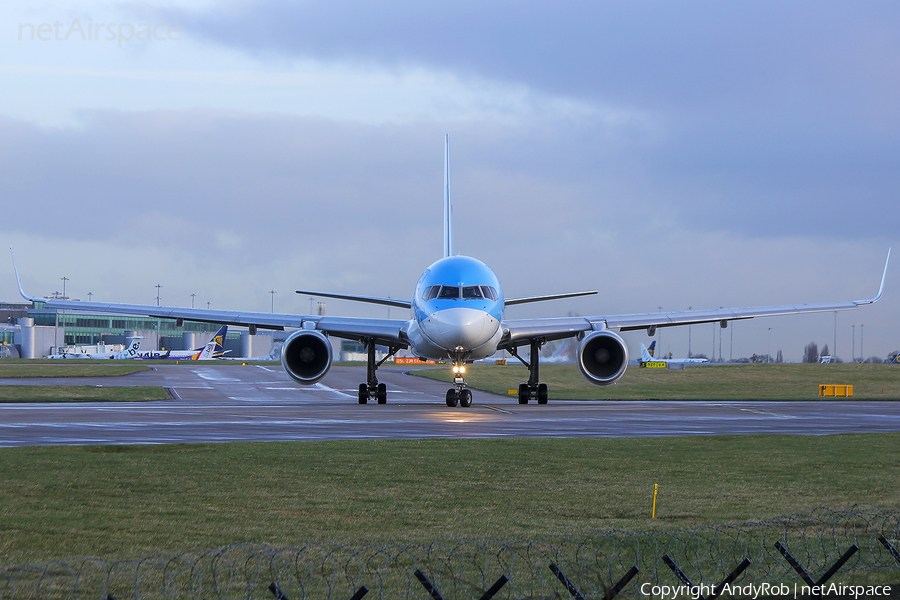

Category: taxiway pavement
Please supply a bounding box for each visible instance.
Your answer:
[2,365,900,446]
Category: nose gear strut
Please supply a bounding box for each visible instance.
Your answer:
[445,350,473,407]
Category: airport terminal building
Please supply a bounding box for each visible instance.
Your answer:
[3,300,276,359]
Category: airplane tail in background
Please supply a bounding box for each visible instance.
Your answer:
[443,134,453,258]
[115,337,142,359]
[193,325,227,360]
[641,341,657,362]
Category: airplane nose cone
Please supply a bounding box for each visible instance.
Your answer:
[422,308,499,350]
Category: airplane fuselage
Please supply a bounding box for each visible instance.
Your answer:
[407,255,505,361]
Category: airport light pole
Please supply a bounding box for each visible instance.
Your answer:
[59,277,69,350]
[852,324,856,362]
[767,327,772,363]
[88,292,93,302]
[861,324,864,363]
[834,311,838,362]
[658,307,662,358]
[269,290,276,313]
[190,293,196,308]
[154,284,162,351]
[688,307,692,357]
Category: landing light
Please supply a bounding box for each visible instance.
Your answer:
[452,365,466,374]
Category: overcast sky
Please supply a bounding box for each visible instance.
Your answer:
[2,0,898,362]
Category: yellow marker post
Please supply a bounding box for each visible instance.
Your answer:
[652,483,658,519]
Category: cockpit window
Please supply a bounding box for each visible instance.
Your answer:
[438,285,460,299]
[423,285,441,301]
[480,286,498,301]
[462,286,484,299]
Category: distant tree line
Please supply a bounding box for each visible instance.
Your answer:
[803,341,897,364]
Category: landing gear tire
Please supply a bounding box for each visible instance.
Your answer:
[376,383,387,404]
[446,389,459,407]
[518,383,529,405]
[459,388,472,407]
[537,383,549,405]
[358,383,368,405]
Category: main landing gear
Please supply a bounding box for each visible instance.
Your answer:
[357,339,399,405]
[509,338,550,405]
[445,361,473,407]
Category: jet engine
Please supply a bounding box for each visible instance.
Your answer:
[577,330,629,386]
[281,329,333,385]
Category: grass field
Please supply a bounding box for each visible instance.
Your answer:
[1,433,898,566]
[0,362,150,377]
[0,385,169,403]
[412,363,900,400]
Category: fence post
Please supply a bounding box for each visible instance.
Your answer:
[878,535,900,564]
[269,582,369,600]
[662,554,750,600]
[549,562,639,600]
[774,541,858,587]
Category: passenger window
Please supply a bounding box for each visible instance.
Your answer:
[462,286,484,299]
[438,286,460,299]
[480,286,498,301]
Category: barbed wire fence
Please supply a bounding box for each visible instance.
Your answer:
[2,506,899,600]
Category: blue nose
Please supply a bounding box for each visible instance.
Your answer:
[421,308,499,350]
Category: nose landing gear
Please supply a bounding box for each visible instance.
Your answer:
[445,362,473,407]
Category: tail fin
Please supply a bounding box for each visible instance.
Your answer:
[115,337,142,359]
[443,134,453,258]
[640,343,651,362]
[195,325,228,359]
[648,340,656,357]
[195,339,217,360]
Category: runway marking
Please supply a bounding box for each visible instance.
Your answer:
[314,382,354,398]
[481,405,515,415]
[193,370,240,382]
[709,404,797,419]
[166,387,182,401]
[256,366,278,373]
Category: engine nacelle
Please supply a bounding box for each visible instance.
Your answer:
[577,330,629,386]
[281,329,333,385]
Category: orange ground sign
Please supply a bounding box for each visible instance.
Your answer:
[394,357,437,365]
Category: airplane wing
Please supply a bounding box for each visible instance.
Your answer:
[32,299,411,348]
[40,299,411,348]
[500,248,890,348]
[12,248,411,349]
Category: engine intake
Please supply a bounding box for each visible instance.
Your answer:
[577,330,629,386]
[281,330,333,385]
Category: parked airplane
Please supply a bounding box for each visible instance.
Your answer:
[48,337,142,359]
[640,341,709,365]
[133,326,228,360]
[11,137,891,407]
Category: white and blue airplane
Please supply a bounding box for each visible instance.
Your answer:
[12,136,891,407]
[640,341,709,365]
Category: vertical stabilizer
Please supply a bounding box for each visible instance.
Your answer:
[443,134,453,258]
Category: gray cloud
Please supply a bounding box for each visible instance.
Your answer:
[145,0,900,242]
